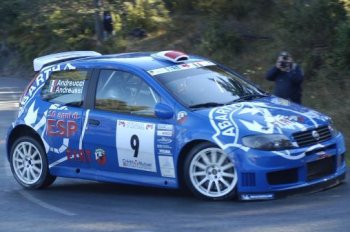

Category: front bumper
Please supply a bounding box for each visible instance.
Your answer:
[234,133,347,200]
[239,168,346,201]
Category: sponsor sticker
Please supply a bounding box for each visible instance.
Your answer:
[47,119,78,137]
[116,120,156,172]
[158,149,172,155]
[271,98,290,106]
[241,193,274,201]
[66,149,91,162]
[287,115,305,123]
[49,80,58,92]
[159,156,175,178]
[95,148,107,165]
[157,124,174,131]
[157,144,172,149]
[147,61,215,76]
[177,111,188,124]
[157,130,173,137]
[157,137,173,144]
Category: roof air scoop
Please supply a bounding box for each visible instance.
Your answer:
[152,50,189,63]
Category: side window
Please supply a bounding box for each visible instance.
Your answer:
[95,70,159,116]
[41,70,88,107]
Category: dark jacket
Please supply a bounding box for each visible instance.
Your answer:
[266,64,303,104]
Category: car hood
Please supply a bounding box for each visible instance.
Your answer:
[194,96,331,139]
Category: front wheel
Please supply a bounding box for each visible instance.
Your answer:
[10,136,56,189]
[184,143,238,200]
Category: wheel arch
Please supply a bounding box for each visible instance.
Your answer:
[7,125,45,161]
[176,139,216,188]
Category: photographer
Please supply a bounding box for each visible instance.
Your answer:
[265,51,304,104]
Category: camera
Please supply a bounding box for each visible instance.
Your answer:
[280,61,288,69]
[281,52,289,60]
[278,52,290,69]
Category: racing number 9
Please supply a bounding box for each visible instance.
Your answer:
[130,135,139,158]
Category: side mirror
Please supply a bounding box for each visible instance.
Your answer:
[155,103,174,119]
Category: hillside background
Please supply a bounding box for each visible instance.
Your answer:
[1,0,349,154]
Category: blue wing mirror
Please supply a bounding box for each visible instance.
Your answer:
[155,103,174,119]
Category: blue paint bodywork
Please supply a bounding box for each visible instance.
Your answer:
[7,52,346,199]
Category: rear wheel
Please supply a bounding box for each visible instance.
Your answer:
[10,136,56,189]
[184,143,238,200]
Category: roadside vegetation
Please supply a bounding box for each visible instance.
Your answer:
[1,0,349,155]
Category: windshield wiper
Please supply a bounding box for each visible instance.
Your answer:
[226,93,269,104]
[189,102,225,109]
[189,94,269,109]
[240,93,269,100]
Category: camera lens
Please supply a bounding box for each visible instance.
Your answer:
[280,51,289,60]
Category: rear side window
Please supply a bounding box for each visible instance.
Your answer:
[41,70,88,107]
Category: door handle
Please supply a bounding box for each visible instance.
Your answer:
[88,119,100,126]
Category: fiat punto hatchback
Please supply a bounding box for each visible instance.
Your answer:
[6,50,347,200]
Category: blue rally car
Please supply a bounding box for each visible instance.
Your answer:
[6,50,346,200]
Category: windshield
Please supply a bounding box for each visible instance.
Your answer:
[154,65,265,108]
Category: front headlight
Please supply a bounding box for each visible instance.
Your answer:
[242,134,294,151]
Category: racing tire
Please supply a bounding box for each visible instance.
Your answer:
[184,143,238,200]
[10,136,56,189]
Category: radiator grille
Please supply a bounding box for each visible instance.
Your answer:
[293,126,332,147]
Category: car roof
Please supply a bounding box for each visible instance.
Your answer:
[33,51,207,71]
[62,51,207,72]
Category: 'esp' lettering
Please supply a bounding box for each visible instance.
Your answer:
[47,119,78,137]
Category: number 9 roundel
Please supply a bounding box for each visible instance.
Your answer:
[116,120,157,172]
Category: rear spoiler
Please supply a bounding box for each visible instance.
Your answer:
[33,51,102,71]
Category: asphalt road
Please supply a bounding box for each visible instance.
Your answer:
[0,76,349,232]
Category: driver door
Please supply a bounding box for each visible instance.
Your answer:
[82,69,175,179]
